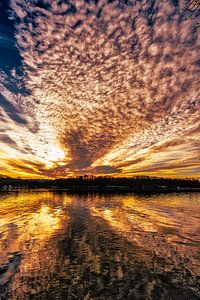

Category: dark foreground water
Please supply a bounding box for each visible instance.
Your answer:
[0,192,199,299]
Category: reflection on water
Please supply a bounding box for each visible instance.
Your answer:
[0,192,199,299]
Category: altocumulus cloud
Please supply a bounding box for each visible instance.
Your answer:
[0,0,199,178]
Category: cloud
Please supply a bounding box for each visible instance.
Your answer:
[0,94,28,125]
[0,134,19,148]
[92,165,121,174]
[150,139,184,152]
[0,0,199,178]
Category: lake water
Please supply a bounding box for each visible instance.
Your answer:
[0,191,199,299]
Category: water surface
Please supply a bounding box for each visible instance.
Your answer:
[0,192,200,299]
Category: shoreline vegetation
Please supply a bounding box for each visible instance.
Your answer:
[0,176,199,193]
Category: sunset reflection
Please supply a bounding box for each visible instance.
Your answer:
[90,193,200,275]
[0,192,71,296]
[0,192,199,299]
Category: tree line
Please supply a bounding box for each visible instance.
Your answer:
[0,175,199,191]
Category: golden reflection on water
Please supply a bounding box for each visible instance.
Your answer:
[0,192,200,299]
[90,194,200,275]
[0,192,72,298]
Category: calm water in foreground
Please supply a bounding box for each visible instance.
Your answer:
[0,192,199,299]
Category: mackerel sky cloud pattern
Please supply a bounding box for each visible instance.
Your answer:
[0,0,199,178]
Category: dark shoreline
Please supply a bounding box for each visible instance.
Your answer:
[1,187,200,195]
[1,176,199,194]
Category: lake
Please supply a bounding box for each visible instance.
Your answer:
[0,191,199,299]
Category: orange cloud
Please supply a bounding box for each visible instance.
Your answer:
[0,0,199,178]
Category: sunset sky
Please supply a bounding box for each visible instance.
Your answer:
[0,0,199,179]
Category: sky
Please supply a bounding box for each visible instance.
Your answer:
[0,0,199,179]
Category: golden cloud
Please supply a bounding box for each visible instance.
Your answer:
[0,0,199,178]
